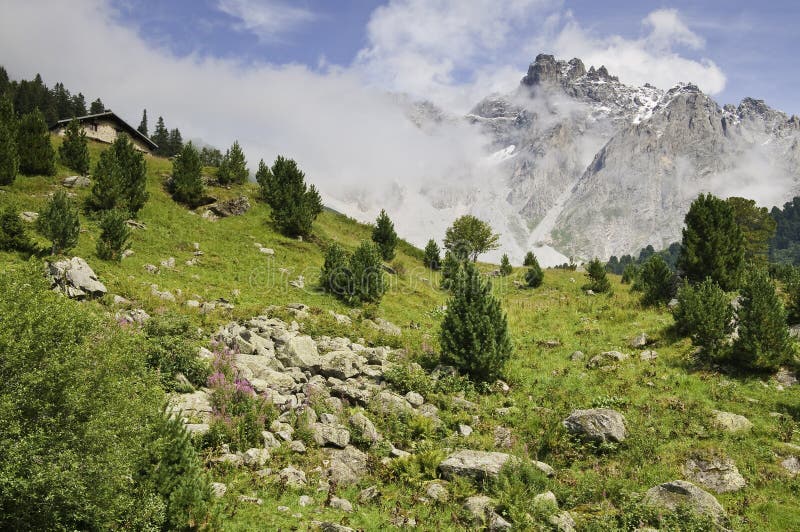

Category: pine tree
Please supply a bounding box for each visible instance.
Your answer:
[151,116,169,155]
[733,270,793,370]
[583,258,611,293]
[137,109,148,137]
[58,118,89,175]
[199,147,222,167]
[524,253,544,288]
[639,254,675,306]
[423,239,441,270]
[499,254,512,276]
[216,149,231,185]
[0,95,19,185]
[523,251,536,267]
[170,142,204,206]
[52,82,73,120]
[678,193,746,291]
[621,263,639,285]
[255,158,270,200]
[440,250,461,290]
[347,241,385,305]
[319,243,350,297]
[37,189,80,254]
[261,156,323,237]
[71,92,87,116]
[17,109,55,176]
[89,98,104,114]
[372,209,397,261]
[96,209,130,261]
[0,206,31,252]
[227,141,248,184]
[440,261,512,382]
[87,134,148,216]
[673,278,733,358]
[167,128,183,157]
[787,273,800,325]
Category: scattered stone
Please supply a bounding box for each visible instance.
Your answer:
[349,412,381,444]
[19,211,38,223]
[328,496,353,512]
[329,311,352,325]
[374,391,415,417]
[261,431,281,449]
[781,456,800,475]
[318,350,363,380]
[237,495,262,505]
[259,247,274,255]
[168,390,213,423]
[160,257,176,268]
[47,257,107,299]
[125,219,146,230]
[439,450,512,482]
[405,391,424,407]
[494,380,511,394]
[113,294,130,306]
[774,368,797,388]
[643,480,726,523]
[789,325,800,339]
[549,511,576,531]
[630,333,648,348]
[640,350,658,361]
[210,195,250,217]
[289,440,307,453]
[390,445,411,459]
[668,298,679,309]
[289,276,305,289]
[279,465,307,488]
[488,513,512,530]
[62,175,91,188]
[534,491,558,508]
[299,495,313,507]
[425,482,449,502]
[241,448,270,468]
[366,317,402,336]
[684,455,746,493]
[316,523,354,532]
[358,485,380,504]
[711,410,752,433]
[150,285,175,302]
[587,351,628,369]
[563,408,627,443]
[458,424,473,437]
[569,351,585,362]
[184,423,210,435]
[534,460,556,477]
[210,482,227,498]
[185,299,200,308]
[463,495,494,524]
[494,426,512,448]
[452,396,479,412]
[144,264,159,274]
[325,446,368,485]
[121,249,134,259]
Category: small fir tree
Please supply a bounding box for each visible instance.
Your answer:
[523,251,536,267]
[673,278,733,358]
[524,253,544,288]
[440,250,461,290]
[96,209,130,261]
[787,274,800,325]
[0,206,31,252]
[319,243,350,298]
[17,109,55,176]
[621,263,639,285]
[255,158,270,200]
[89,98,105,114]
[137,109,148,137]
[0,96,19,185]
[151,116,169,155]
[499,254,512,276]
[423,239,441,270]
[37,189,80,254]
[583,258,611,293]
[639,254,675,306]
[372,209,398,261]
[217,141,248,185]
[261,156,323,237]
[58,118,89,175]
[439,261,512,382]
[347,241,385,305]
[87,134,148,216]
[170,142,204,206]
[167,128,183,157]
[733,270,793,370]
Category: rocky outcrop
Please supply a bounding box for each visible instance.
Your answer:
[643,480,727,523]
[563,408,627,443]
[438,450,513,482]
[47,257,107,299]
[209,195,250,217]
[684,455,746,493]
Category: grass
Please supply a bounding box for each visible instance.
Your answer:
[1,137,799,530]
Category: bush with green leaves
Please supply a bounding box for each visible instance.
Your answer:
[17,108,55,176]
[143,313,210,391]
[583,258,611,293]
[621,263,639,285]
[0,95,19,185]
[440,261,512,382]
[170,142,204,207]
[638,254,676,306]
[0,206,31,252]
[423,239,441,270]
[444,214,499,261]
[372,209,398,261]
[347,240,386,305]
[216,140,248,185]
[525,253,544,288]
[319,243,350,297]
[87,134,148,216]
[58,117,89,175]
[259,155,323,237]
[673,278,733,358]
[37,189,80,254]
[96,208,130,261]
[499,253,512,276]
[733,269,794,371]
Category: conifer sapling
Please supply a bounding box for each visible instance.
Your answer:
[37,189,80,254]
[58,118,90,175]
[423,239,441,270]
[96,209,130,261]
[372,209,398,261]
[499,254,512,276]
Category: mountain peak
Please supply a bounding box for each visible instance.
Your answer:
[521,54,587,87]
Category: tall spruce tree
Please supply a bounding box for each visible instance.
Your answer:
[639,254,676,306]
[733,270,793,371]
[439,261,512,382]
[440,250,461,290]
[726,196,777,267]
[17,109,55,176]
[255,158,270,200]
[347,241,385,305]
[319,243,350,298]
[96,209,130,261]
[525,253,544,288]
[678,193,746,291]
[137,109,148,137]
[423,239,441,270]
[499,254,512,276]
[0,205,31,252]
[170,142,204,206]
[372,209,397,261]
[523,251,536,267]
[87,134,148,216]
[673,278,733,358]
[89,98,104,114]
[58,118,89,175]
[167,128,183,157]
[71,92,87,116]
[583,258,611,293]
[217,140,247,185]
[37,189,80,254]
[261,155,322,237]
[0,95,19,185]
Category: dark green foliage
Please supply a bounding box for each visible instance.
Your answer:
[17,108,55,175]
[58,118,89,175]
[678,193,746,291]
[143,314,210,391]
[787,271,800,325]
[168,128,183,157]
[96,209,130,261]
[673,278,733,358]
[0,95,18,185]
[423,239,441,270]
[216,141,248,185]
[727,196,776,267]
[523,251,536,267]
[621,263,639,285]
[443,214,500,261]
[733,270,793,371]
[440,250,461,290]
[260,155,323,237]
[170,142,205,207]
[87,134,148,216]
[524,253,544,288]
[72,92,87,116]
[583,258,611,293]
[372,209,398,261]
[606,242,681,275]
[255,158,270,199]
[137,109,148,137]
[439,261,512,382]
[319,243,350,297]
[638,254,676,306]
[37,189,80,254]
[499,253,512,276]
[151,116,169,154]
[0,206,31,252]
[770,197,800,265]
[199,146,222,167]
[89,97,105,114]
[347,241,385,305]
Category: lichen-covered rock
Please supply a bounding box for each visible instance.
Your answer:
[168,390,213,423]
[47,257,107,299]
[349,412,381,444]
[439,450,513,482]
[311,423,350,448]
[563,408,627,443]
[279,465,307,488]
[684,455,746,493]
[711,410,752,433]
[643,480,726,523]
[325,445,368,485]
[587,351,628,369]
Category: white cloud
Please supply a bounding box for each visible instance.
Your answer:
[217,0,316,41]
[643,8,705,51]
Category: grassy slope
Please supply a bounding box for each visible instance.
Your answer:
[1,138,799,530]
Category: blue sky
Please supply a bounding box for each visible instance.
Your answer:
[108,0,800,114]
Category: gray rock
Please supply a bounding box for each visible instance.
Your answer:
[241,448,271,468]
[463,495,494,524]
[317,523,354,532]
[630,333,648,348]
[235,355,295,394]
[160,257,176,268]
[587,351,628,368]
[405,391,425,407]
[373,391,415,417]
[311,423,350,448]
[549,511,576,531]
[210,195,250,217]
[639,349,658,361]
[328,496,353,512]
[279,465,307,488]
[318,350,363,380]
[47,257,107,298]
[319,413,339,424]
[534,491,558,508]
[458,424,473,437]
[774,367,798,387]
[349,412,381,444]
[168,390,213,422]
[261,430,281,449]
[237,495,262,505]
[425,481,449,502]
[563,408,627,443]
[494,426,512,448]
[789,325,800,339]
[439,450,513,482]
[684,455,746,493]
[62,175,91,188]
[185,423,210,435]
[534,460,556,477]
[569,350,585,361]
[298,495,313,507]
[711,410,753,433]
[211,482,227,498]
[19,211,38,223]
[643,480,726,523]
[325,445,368,485]
[781,456,800,475]
[144,263,159,274]
[150,284,175,302]
[358,485,380,504]
[367,318,402,336]
[289,440,307,453]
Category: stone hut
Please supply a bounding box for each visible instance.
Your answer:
[50,111,158,154]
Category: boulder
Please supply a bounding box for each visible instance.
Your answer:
[463,495,494,524]
[781,456,800,475]
[328,496,353,513]
[587,351,628,368]
[279,465,307,488]
[19,211,38,223]
[549,511,576,531]
[630,333,648,348]
[563,408,627,443]
[277,335,320,369]
[325,445,368,485]
[405,391,425,407]
[494,426,512,448]
[569,351,585,362]
[684,455,746,493]
[234,355,296,394]
[774,367,798,388]
[366,318,402,336]
[534,491,558,508]
[643,480,726,523]
[168,390,213,422]
[640,350,658,361]
[209,195,250,217]
[47,257,107,299]
[438,450,513,482]
[311,423,350,448]
[62,175,91,188]
[373,391,415,417]
[349,412,381,444]
[358,485,380,504]
[711,410,752,433]
[425,482,449,502]
[211,482,227,498]
[241,448,271,468]
[458,424,473,437]
[318,350,363,380]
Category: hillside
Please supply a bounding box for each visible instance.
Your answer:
[1,138,800,530]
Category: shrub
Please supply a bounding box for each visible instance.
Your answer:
[524,253,544,288]
[732,269,793,370]
[319,243,350,297]
[444,214,499,261]
[0,95,19,185]
[347,240,385,305]
[583,258,611,293]
[143,314,210,391]
[440,261,512,382]
[58,117,89,175]
[523,251,536,267]
[440,250,461,290]
[621,263,639,285]
[423,239,441,270]
[260,155,323,237]
[170,142,204,207]
[17,108,55,176]
[216,140,248,185]
[87,134,148,216]
[372,209,398,261]
[673,278,733,358]
[37,189,80,254]
[499,253,512,276]
[0,206,31,252]
[639,254,676,306]
[96,208,130,261]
